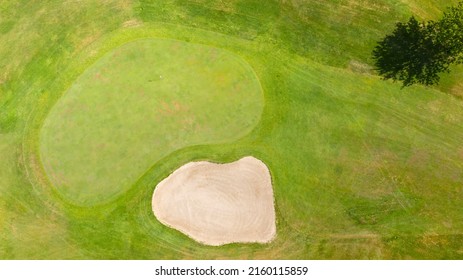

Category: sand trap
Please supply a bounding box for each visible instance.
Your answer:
[152,156,276,246]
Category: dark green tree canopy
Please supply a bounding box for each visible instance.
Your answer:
[372,2,463,87]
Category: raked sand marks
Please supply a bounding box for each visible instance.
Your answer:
[152,156,276,246]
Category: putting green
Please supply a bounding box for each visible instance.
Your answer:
[39,38,263,205]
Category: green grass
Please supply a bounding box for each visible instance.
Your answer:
[1,0,463,259]
[39,38,263,205]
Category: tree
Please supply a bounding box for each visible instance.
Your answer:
[372,2,463,87]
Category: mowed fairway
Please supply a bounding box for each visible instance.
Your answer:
[1,0,463,259]
[40,39,263,205]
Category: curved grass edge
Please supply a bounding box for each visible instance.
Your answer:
[21,23,272,209]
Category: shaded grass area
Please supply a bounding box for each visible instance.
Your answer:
[0,0,462,259]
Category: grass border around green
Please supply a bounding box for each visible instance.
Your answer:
[21,22,277,209]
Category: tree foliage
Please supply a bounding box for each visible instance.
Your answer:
[372,2,463,87]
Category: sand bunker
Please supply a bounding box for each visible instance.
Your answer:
[152,156,276,246]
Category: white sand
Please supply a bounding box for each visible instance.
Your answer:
[152,156,276,246]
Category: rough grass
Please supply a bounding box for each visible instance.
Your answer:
[0,0,462,259]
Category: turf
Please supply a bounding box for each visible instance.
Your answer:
[39,38,263,205]
[1,0,463,259]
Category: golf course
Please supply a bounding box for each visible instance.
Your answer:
[1,0,463,259]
